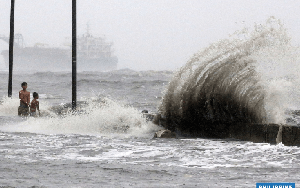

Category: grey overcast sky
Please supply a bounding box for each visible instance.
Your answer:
[1,0,300,71]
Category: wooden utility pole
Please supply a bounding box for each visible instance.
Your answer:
[8,0,15,97]
[72,0,77,110]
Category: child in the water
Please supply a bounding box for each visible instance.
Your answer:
[18,82,30,116]
[30,92,40,117]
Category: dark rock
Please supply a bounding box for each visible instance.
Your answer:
[141,110,148,113]
[282,125,300,146]
[148,113,300,146]
[153,130,176,138]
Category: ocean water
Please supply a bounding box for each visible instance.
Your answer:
[1,19,300,187]
[0,69,299,188]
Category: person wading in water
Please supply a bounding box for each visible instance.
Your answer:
[30,92,40,117]
[18,82,30,116]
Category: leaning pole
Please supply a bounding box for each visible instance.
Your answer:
[8,0,15,98]
[72,0,77,110]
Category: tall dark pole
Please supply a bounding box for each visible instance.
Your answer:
[8,0,15,97]
[72,0,77,110]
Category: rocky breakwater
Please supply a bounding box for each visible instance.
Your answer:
[149,113,300,146]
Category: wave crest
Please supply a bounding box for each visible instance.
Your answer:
[159,17,292,133]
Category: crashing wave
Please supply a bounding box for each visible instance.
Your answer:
[159,17,297,134]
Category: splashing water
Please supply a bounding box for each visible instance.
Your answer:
[0,97,161,137]
[0,96,52,116]
[159,17,300,133]
[0,97,20,116]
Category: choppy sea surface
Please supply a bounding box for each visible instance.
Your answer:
[0,69,299,188]
[1,18,300,188]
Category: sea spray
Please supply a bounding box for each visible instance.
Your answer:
[159,17,300,134]
[0,96,53,116]
[0,97,161,137]
[0,97,20,116]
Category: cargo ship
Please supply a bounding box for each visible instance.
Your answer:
[0,30,118,72]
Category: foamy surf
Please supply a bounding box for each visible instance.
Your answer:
[1,17,300,187]
[0,97,161,137]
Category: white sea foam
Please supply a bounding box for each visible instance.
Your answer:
[0,97,20,116]
[0,96,53,116]
[0,97,161,137]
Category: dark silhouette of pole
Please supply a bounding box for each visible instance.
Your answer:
[8,0,15,97]
[72,0,77,110]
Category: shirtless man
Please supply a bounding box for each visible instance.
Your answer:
[18,82,30,116]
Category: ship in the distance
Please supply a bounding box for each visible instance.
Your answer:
[0,28,118,72]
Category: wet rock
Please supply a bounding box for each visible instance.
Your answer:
[141,110,148,113]
[142,110,154,122]
[282,125,300,146]
[153,130,176,138]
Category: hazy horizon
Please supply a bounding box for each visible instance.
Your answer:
[1,0,300,71]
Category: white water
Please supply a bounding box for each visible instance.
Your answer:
[0,18,300,187]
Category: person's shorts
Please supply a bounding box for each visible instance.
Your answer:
[18,106,29,116]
